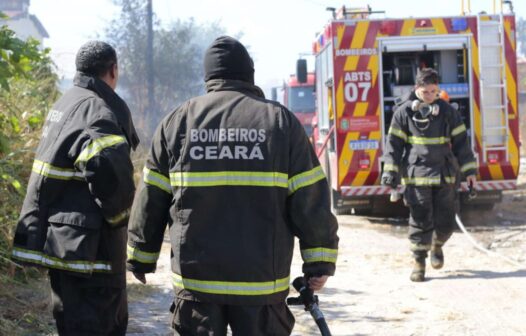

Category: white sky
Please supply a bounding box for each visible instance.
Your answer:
[30,0,526,95]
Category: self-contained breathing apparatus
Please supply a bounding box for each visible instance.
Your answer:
[410,99,440,131]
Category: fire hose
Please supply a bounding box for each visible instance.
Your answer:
[454,184,525,268]
[287,276,332,336]
[316,125,335,159]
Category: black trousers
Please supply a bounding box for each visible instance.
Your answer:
[48,269,128,336]
[404,184,456,257]
[171,298,295,336]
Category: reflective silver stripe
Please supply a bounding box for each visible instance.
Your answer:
[127,245,160,264]
[383,163,399,173]
[402,177,442,186]
[143,167,171,193]
[388,127,408,141]
[75,135,126,164]
[410,243,431,252]
[170,171,288,188]
[461,162,478,173]
[172,273,290,296]
[408,136,450,145]
[288,166,325,194]
[451,124,467,137]
[107,208,130,225]
[301,248,338,263]
[12,247,111,273]
[32,160,83,180]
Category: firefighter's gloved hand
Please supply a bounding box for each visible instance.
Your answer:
[466,175,477,187]
[381,172,398,188]
[308,275,329,291]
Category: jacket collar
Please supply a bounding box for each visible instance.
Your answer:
[205,79,265,98]
[73,72,140,150]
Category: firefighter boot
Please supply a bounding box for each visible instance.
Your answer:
[430,244,444,269]
[410,256,426,282]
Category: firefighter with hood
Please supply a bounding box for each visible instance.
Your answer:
[127,36,339,335]
[11,41,139,335]
[382,68,477,282]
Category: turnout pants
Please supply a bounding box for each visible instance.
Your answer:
[404,184,456,258]
[171,298,295,336]
[49,269,128,336]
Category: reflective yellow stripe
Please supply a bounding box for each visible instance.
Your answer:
[107,208,130,225]
[32,160,83,181]
[301,248,338,263]
[444,176,456,184]
[402,177,442,186]
[388,127,407,141]
[461,161,478,173]
[407,136,450,145]
[433,239,445,247]
[12,246,111,273]
[402,176,456,185]
[451,124,467,137]
[410,243,431,252]
[143,167,171,193]
[288,166,325,194]
[127,245,160,264]
[383,163,399,173]
[172,273,290,296]
[75,135,126,164]
[170,171,288,188]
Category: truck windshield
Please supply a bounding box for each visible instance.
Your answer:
[288,86,315,113]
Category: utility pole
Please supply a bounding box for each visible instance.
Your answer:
[146,0,154,132]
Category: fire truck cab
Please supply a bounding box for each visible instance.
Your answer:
[283,72,316,136]
[307,3,519,215]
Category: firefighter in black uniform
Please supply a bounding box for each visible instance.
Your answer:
[127,36,339,335]
[11,41,139,335]
[382,68,477,282]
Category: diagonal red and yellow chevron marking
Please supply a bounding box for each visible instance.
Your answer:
[331,16,519,189]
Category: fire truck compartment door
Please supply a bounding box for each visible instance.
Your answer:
[379,35,470,53]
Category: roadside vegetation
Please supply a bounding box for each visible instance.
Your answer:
[0,18,60,335]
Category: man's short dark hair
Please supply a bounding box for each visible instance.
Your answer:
[75,41,117,77]
[415,68,439,87]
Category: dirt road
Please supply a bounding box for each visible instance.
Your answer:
[127,190,526,336]
[292,214,526,336]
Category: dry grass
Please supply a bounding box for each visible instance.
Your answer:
[0,269,55,336]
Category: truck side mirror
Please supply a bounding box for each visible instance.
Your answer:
[271,87,278,101]
[296,59,307,83]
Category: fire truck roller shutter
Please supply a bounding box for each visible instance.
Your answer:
[378,35,470,53]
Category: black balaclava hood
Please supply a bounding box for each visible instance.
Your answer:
[204,36,254,84]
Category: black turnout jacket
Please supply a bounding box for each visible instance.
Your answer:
[12,73,138,282]
[383,91,477,186]
[127,79,339,305]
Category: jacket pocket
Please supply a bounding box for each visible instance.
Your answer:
[43,209,103,269]
[170,209,192,273]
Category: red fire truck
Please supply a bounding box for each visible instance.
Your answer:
[305,3,519,214]
[278,72,316,136]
